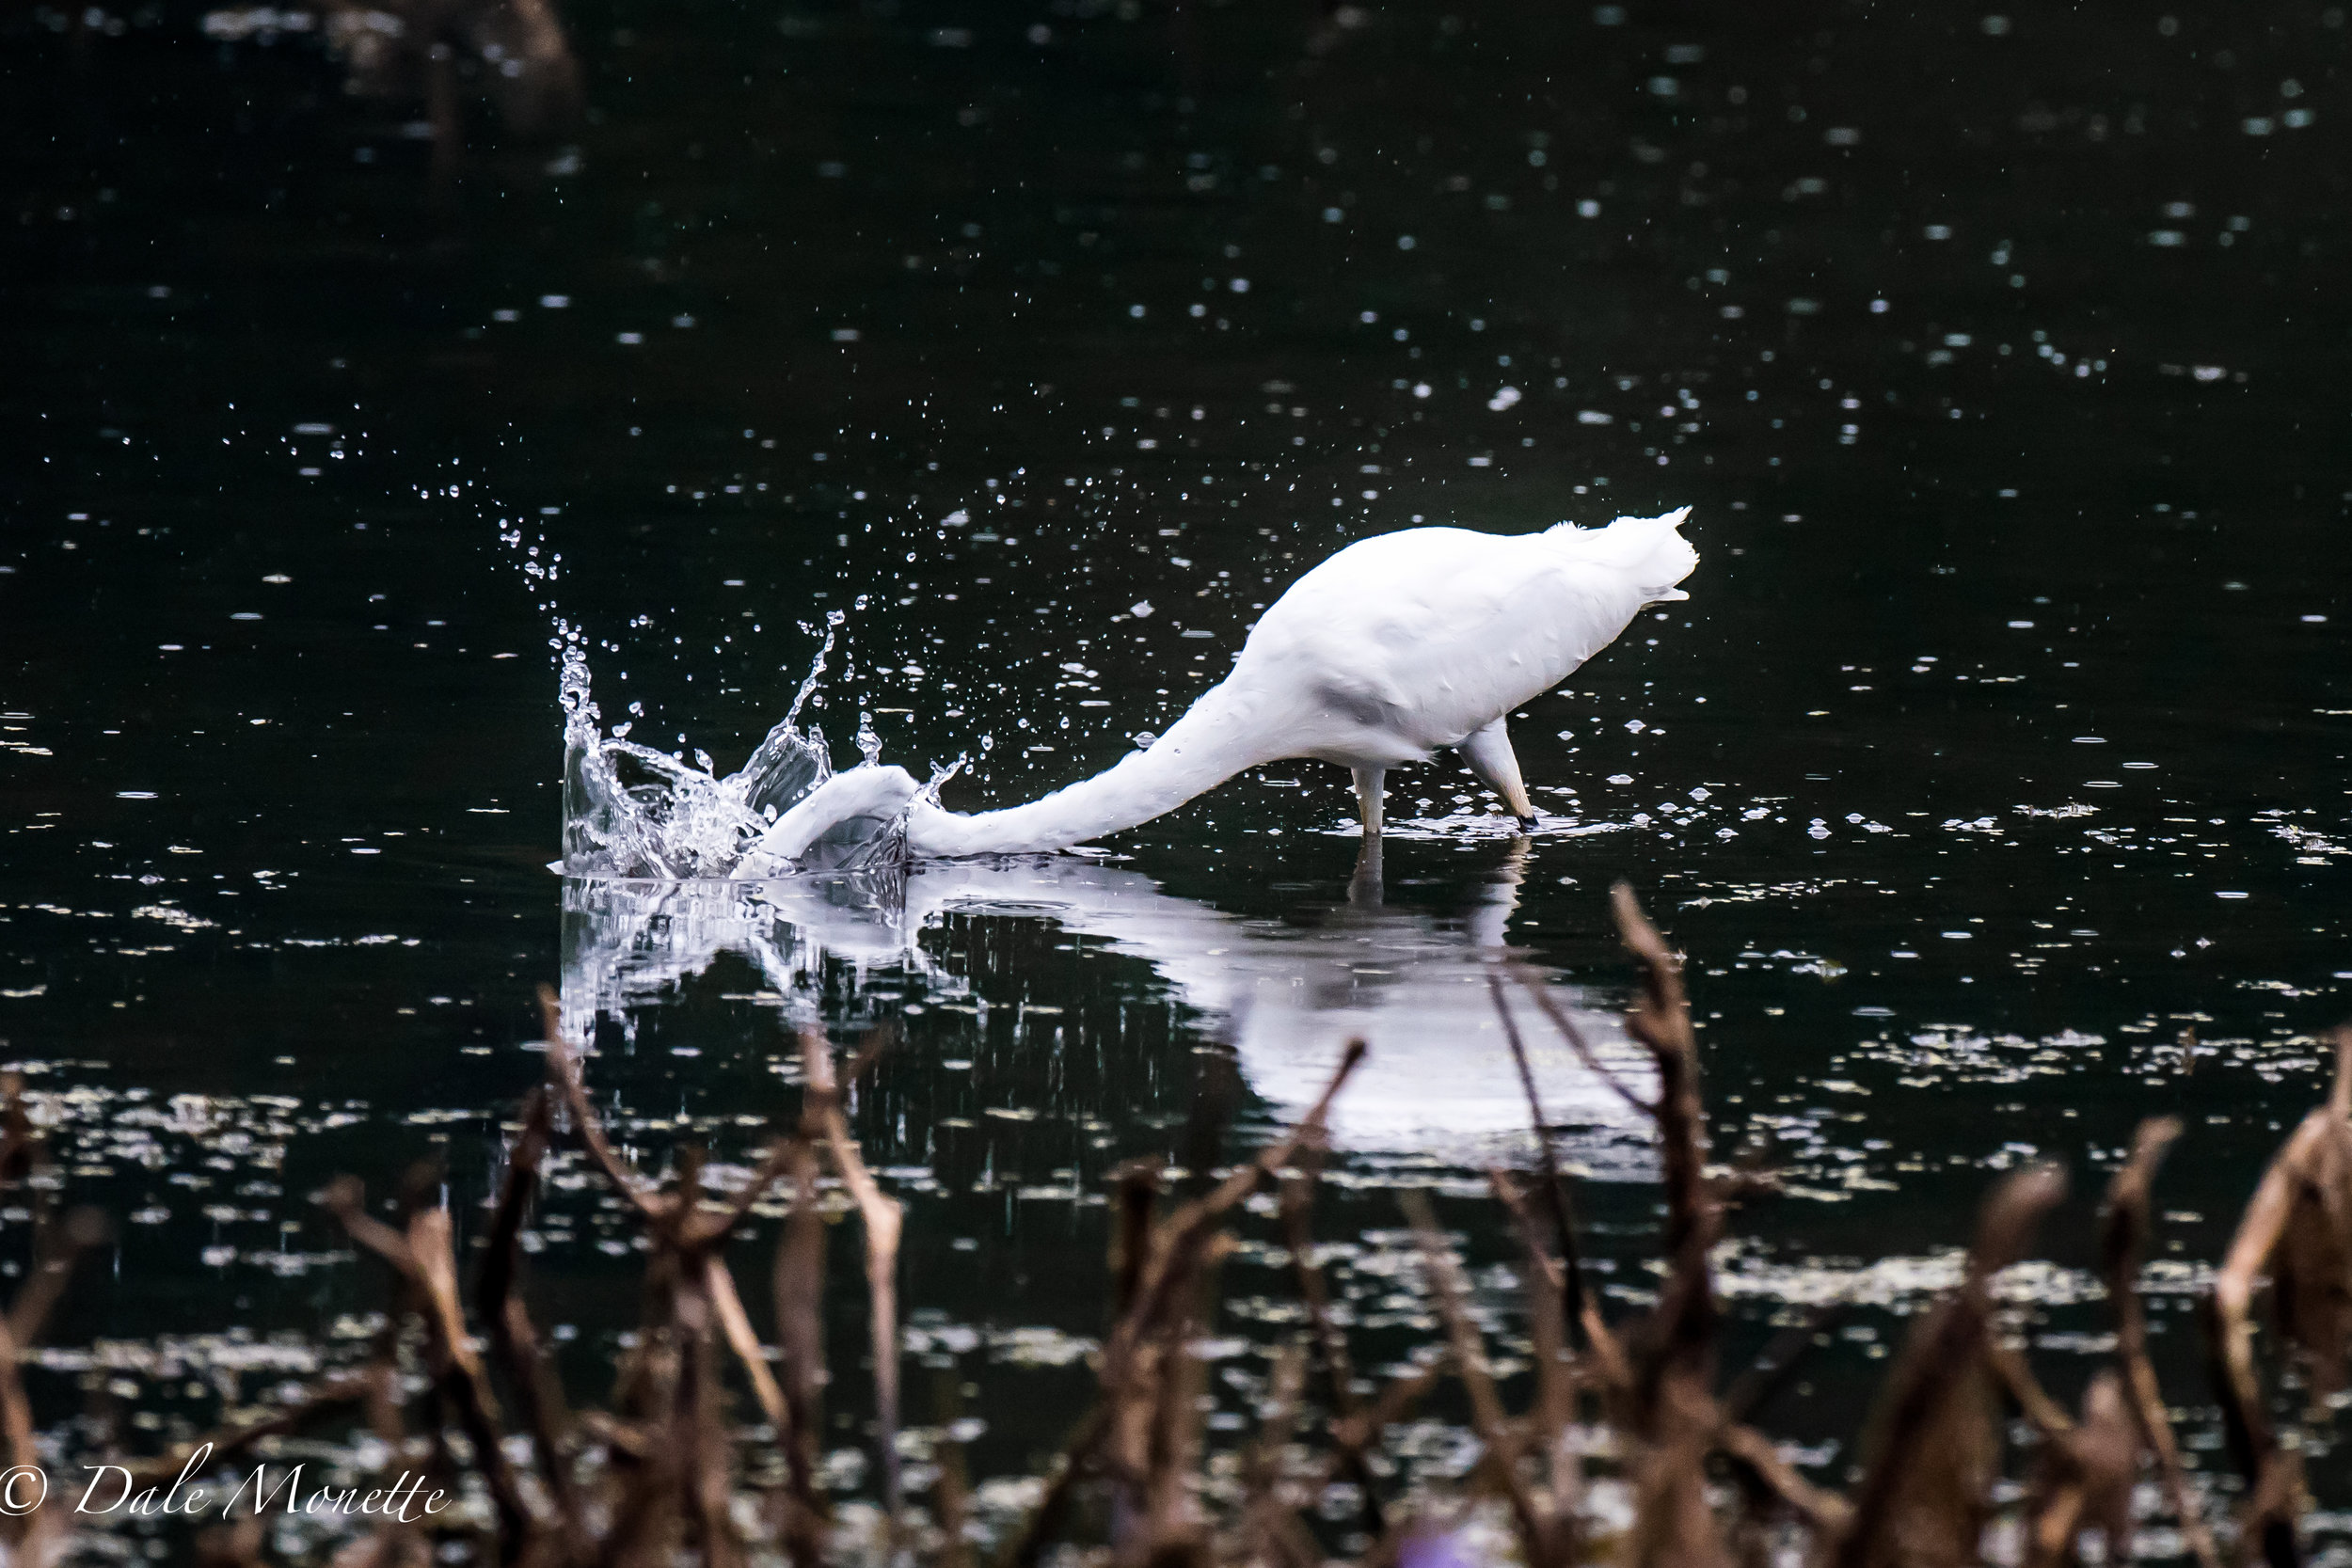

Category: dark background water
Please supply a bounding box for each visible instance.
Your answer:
[3,0,2348,1544]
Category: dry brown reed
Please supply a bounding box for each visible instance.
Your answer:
[0,890,2346,1566]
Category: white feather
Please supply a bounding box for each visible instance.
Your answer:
[758,509,1698,862]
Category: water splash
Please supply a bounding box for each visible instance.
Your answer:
[559,615,903,878]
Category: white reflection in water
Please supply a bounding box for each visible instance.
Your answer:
[562,844,1655,1172]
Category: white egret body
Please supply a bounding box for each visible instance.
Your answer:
[752,508,1695,863]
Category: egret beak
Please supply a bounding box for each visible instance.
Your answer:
[1457,719,1535,834]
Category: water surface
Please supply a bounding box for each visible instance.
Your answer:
[3,0,2348,1542]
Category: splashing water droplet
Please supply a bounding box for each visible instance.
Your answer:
[560,634,843,878]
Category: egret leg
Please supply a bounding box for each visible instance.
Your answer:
[1348,832,1384,907]
[1351,765,1386,838]
[1459,718,1538,830]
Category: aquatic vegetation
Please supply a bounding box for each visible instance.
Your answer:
[3,893,2349,1564]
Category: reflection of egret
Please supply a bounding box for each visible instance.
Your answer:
[751,510,1696,866]
[564,843,1654,1169]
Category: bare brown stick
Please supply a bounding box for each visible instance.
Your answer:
[1490,1170,1581,1564]
[841,1019,897,1091]
[1717,1297,1850,1428]
[1611,884,1706,1256]
[0,1074,39,1186]
[7,1206,107,1352]
[2271,1039,2352,1402]
[124,1372,378,1487]
[1012,1044,1370,1568]
[1095,1043,1374,1536]
[322,1180,539,1555]
[2210,1137,2296,1481]
[1496,1165,1628,1410]
[1279,1167,1387,1539]
[1607,885,1734,1568]
[803,1026,907,1527]
[1623,1230,1734,1568]
[1404,1190,1553,1568]
[703,1253,787,1432]
[1989,1332,2076,1438]
[771,1138,828,1568]
[995,1405,1110,1568]
[1235,1343,1319,1568]
[1140,1270,1214,1562]
[1486,971,1591,1330]
[1276,1170,1358,1418]
[2102,1116,2222,1568]
[536,986,807,1568]
[1714,1420,1851,1535]
[1835,1163,2069,1568]
[934,1370,977,1568]
[2205,1027,2352,1568]
[1509,962,1658,1122]
[418,1203,541,1558]
[691,1135,806,1251]
[2024,1370,2139,1568]
[0,1314,41,1552]
[537,985,661,1216]
[539,986,795,1246]
[675,1270,747,1568]
[1328,1354,1447,1469]
[1112,1158,1164,1318]
[475,1084,586,1558]
[1108,1042,1368,1396]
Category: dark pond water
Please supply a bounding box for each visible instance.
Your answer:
[3,0,2348,1550]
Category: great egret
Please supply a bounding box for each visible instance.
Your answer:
[748,507,1696,865]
